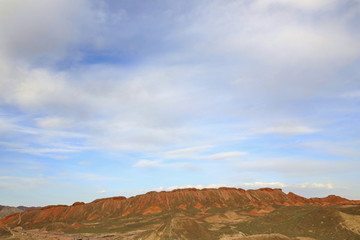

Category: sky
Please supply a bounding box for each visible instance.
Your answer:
[0,0,360,206]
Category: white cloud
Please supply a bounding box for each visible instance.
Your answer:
[97,190,107,194]
[0,113,91,159]
[164,145,213,158]
[241,182,287,188]
[296,183,334,189]
[0,176,51,190]
[240,182,334,190]
[133,160,161,168]
[0,140,90,159]
[133,159,201,170]
[152,186,166,191]
[247,25,359,65]
[248,120,319,135]
[16,147,80,154]
[262,125,318,135]
[255,0,337,11]
[163,147,247,161]
[206,151,247,160]
[183,0,360,66]
[0,64,221,153]
[35,117,74,129]
[0,0,100,64]
[0,66,98,119]
[234,157,357,177]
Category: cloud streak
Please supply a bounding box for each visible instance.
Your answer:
[205,152,247,160]
[0,176,51,190]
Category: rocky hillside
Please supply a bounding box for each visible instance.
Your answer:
[0,187,358,230]
[0,205,36,219]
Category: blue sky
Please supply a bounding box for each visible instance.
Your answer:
[0,0,360,206]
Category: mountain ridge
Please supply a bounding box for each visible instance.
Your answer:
[1,187,359,229]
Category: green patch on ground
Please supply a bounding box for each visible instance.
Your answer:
[236,206,360,240]
[65,212,173,234]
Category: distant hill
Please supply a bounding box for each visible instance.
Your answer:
[1,187,359,240]
[0,205,37,219]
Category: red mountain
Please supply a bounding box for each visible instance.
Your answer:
[1,187,359,230]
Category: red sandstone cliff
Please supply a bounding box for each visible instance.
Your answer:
[1,187,358,229]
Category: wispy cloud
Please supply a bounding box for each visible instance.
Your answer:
[0,141,91,159]
[162,146,246,161]
[133,160,200,170]
[164,145,213,158]
[234,157,357,177]
[255,0,337,11]
[133,160,162,168]
[0,176,51,190]
[35,117,75,129]
[240,182,334,190]
[205,152,247,160]
[260,125,318,135]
